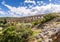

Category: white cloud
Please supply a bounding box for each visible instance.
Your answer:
[37,1,46,6]
[0,8,7,15]
[51,4,60,12]
[0,11,6,15]
[49,0,51,2]
[1,1,60,17]
[24,0,36,5]
[40,1,44,4]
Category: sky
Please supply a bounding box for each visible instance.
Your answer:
[0,0,60,17]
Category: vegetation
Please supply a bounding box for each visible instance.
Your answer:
[0,24,33,42]
[0,18,34,42]
[0,13,59,42]
[31,13,57,26]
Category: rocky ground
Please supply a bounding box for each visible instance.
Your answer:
[32,16,60,42]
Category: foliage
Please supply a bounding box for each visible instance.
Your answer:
[3,19,7,24]
[31,13,57,26]
[0,18,7,27]
[0,25,33,42]
[0,13,58,42]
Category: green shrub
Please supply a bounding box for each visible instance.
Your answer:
[31,13,57,26]
[0,26,33,42]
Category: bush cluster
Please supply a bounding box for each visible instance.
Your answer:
[31,13,57,26]
[0,23,33,42]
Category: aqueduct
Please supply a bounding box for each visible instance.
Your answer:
[6,14,46,23]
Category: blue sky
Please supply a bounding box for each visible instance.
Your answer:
[0,0,60,17]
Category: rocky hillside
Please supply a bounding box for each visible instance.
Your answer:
[32,14,60,42]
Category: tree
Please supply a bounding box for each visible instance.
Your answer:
[3,18,7,24]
